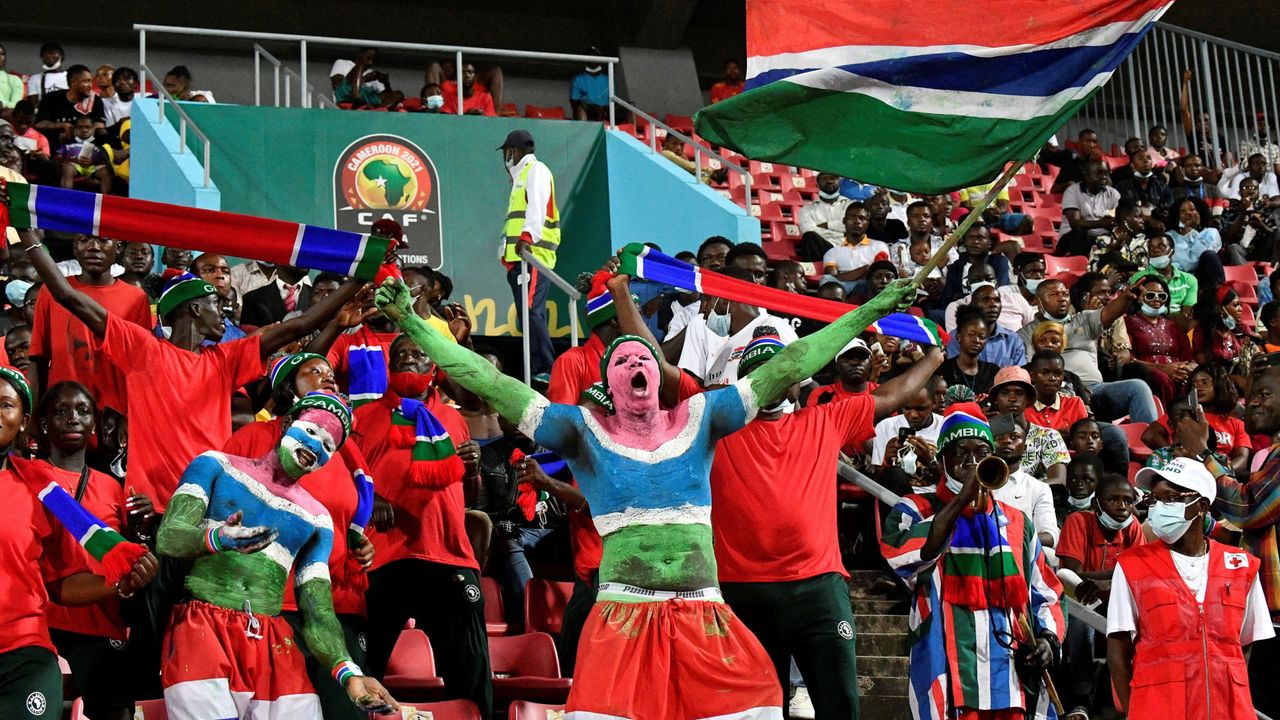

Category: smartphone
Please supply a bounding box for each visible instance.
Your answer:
[1189,387,1199,414]
[898,427,914,442]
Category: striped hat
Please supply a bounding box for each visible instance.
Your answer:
[157,272,218,319]
[599,334,664,393]
[288,391,352,444]
[271,352,327,393]
[938,402,993,451]
[0,366,32,413]
[584,272,638,328]
[737,331,786,376]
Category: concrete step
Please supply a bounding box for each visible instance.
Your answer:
[848,571,904,599]
[859,694,912,720]
[857,655,908,678]
[851,597,903,615]
[855,614,908,634]
[858,673,909,698]
[855,632,909,657]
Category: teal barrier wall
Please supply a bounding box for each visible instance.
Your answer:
[130,97,220,211]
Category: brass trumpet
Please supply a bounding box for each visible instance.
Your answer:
[973,455,1009,510]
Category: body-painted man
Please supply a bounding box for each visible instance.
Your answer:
[156,392,398,718]
[374,270,917,719]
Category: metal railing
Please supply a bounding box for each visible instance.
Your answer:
[517,251,580,385]
[136,24,618,116]
[610,95,752,210]
[1064,22,1280,168]
[137,63,212,188]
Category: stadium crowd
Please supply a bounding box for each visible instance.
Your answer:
[0,36,1278,720]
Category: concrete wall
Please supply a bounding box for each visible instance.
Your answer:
[604,130,758,256]
[128,96,220,210]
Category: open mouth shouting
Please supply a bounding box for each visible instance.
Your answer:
[629,370,650,397]
[294,447,318,470]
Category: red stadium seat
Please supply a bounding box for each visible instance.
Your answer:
[1228,280,1258,305]
[752,173,782,191]
[401,97,424,111]
[482,576,512,636]
[499,102,519,117]
[1117,423,1152,462]
[780,174,814,194]
[525,105,567,119]
[664,114,694,134]
[1044,255,1087,280]
[1223,265,1258,285]
[383,629,447,700]
[70,698,87,720]
[402,699,484,719]
[510,700,568,719]
[769,221,803,243]
[525,578,574,637]
[135,699,168,720]
[490,632,572,706]
[1242,303,1257,332]
[764,240,797,261]
[749,160,779,175]
[754,203,787,222]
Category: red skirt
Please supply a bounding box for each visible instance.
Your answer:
[565,598,782,720]
[161,599,320,719]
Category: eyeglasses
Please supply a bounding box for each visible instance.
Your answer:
[1142,291,1169,302]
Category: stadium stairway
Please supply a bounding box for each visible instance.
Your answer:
[849,569,911,720]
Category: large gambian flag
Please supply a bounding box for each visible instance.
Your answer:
[695,0,1173,194]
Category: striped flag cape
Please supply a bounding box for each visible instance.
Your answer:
[695,0,1172,193]
[389,398,465,488]
[615,243,943,346]
[2,183,392,281]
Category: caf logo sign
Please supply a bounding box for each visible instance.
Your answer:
[334,134,443,268]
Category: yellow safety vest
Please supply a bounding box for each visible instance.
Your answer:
[503,159,561,268]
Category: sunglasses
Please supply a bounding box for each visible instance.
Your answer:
[1142,291,1169,302]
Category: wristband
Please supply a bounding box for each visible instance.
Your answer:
[332,660,362,686]
[204,527,223,554]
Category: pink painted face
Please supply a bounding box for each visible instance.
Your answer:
[605,340,660,415]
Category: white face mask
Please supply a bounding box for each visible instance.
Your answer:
[1149,254,1172,269]
[898,446,918,475]
[1023,277,1042,293]
[425,94,444,110]
[1067,493,1094,510]
[944,470,964,495]
[585,65,602,73]
[1148,500,1197,544]
[819,189,841,201]
[966,279,995,294]
[911,484,937,494]
[1098,511,1135,531]
[706,311,731,337]
[504,152,517,170]
[762,398,795,414]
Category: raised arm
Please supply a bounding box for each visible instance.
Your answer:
[375,279,540,427]
[1179,69,1193,135]
[871,345,944,422]
[19,230,108,337]
[744,278,916,409]
[258,280,364,359]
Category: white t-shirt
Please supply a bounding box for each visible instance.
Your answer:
[26,70,67,99]
[944,285,1038,334]
[992,469,1060,546]
[1225,170,1280,200]
[822,237,891,272]
[1107,548,1276,646]
[677,311,799,387]
[102,94,131,127]
[1060,183,1121,237]
[870,413,943,466]
[329,59,385,94]
[797,197,851,246]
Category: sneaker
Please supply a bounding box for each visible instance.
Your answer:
[788,687,816,720]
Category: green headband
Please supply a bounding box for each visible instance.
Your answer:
[579,382,614,413]
[598,335,665,394]
[271,352,327,393]
[288,392,352,443]
[157,278,218,319]
[0,367,32,413]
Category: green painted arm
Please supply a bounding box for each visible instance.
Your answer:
[297,577,352,670]
[746,278,917,408]
[374,279,539,426]
[156,493,210,559]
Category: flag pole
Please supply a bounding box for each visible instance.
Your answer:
[912,159,1029,284]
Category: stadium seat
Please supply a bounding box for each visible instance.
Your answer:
[525,105,567,119]
[490,632,573,706]
[135,699,168,720]
[754,203,787,222]
[482,576,512,636]
[769,221,803,243]
[70,698,87,720]
[764,240,798,261]
[401,699,483,719]
[1117,423,1152,462]
[1242,303,1257,332]
[383,629,447,700]
[1044,255,1087,280]
[664,114,694,134]
[752,173,782,191]
[1228,280,1258,305]
[525,578,574,637]
[748,160,777,175]
[1223,265,1258,286]
[780,174,814,194]
[510,700,568,719]
[1102,155,1127,171]
[499,102,519,117]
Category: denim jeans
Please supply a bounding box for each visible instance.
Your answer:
[1087,379,1157,424]
[507,264,554,377]
[491,526,557,626]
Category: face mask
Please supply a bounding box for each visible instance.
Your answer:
[1223,314,1238,330]
[1098,512,1135,531]
[425,94,444,110]
[898,447,918,475]
[966,279,995,293]
[1148,500,1196,544]
[1134,170,1153,179]
[819,189,841,202]
[706,311,731,337]
[1149,254,1171,269]
[1023,277,1042,293]
[1140,303,1167,317]
[1067,493,1094,510]
[1046,309,1071,322]
[504,153,517,170]
[42,61,61,71]
[389,371,433,397]
[762,398,795,415]
[585,65,602,73]
[944,470,965,495]
[911,484,937,494]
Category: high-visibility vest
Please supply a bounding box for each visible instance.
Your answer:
[503,159,561,269]
[1117,540,1259,720]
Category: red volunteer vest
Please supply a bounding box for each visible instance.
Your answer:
[1117,540,1260,720]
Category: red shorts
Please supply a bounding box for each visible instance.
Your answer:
[161,600,320,719]
[566,598,782,720]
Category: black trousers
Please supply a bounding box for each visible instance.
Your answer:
[122,552,192,700]
[1249,634,1280,717]
[364,559,492,716]
[49,628,134,719]
[557,571,599,677]
[282,612,369,720]
[0,646,62,720]
[722,573,861,720]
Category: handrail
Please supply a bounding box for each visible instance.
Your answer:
[1155,21,1280,62]
[610,95,752,211]
[137,63,212,189]
[516,252,581,386]
[253,44,283,107]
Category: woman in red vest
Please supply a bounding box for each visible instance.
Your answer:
[1106,456,1273,719]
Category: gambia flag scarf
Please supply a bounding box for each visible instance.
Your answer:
[389,397,465,488]
[941,499,1029,610]
[509,448,567,522]
[616,242,943,345]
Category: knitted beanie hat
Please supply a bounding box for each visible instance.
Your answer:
[937,402,993,451]
[579,381,614,413]
[288,391,352,444]
[0,366,32,413]
[270,352,327,393]
[599,334,664,393]
[737,332,786,376]
[157,272,218,319]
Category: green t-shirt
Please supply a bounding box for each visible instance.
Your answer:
[1130,266,1198,312]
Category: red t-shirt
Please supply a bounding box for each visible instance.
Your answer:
[354,391,476,571]
[223,418,371,616]
[96,313,263,511]
[712,396,875,582]
[1155,411,1251,454]
[710,81,743,104]
[1057,510,1146,574]
[441,89,496,116]
[547,334,704,580]
[1024,395,1089,434]
[0,468,90,655]
[31,278,152,412]
[326,328,400,394]
[39,462,126,639]
[805,381,879,407]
